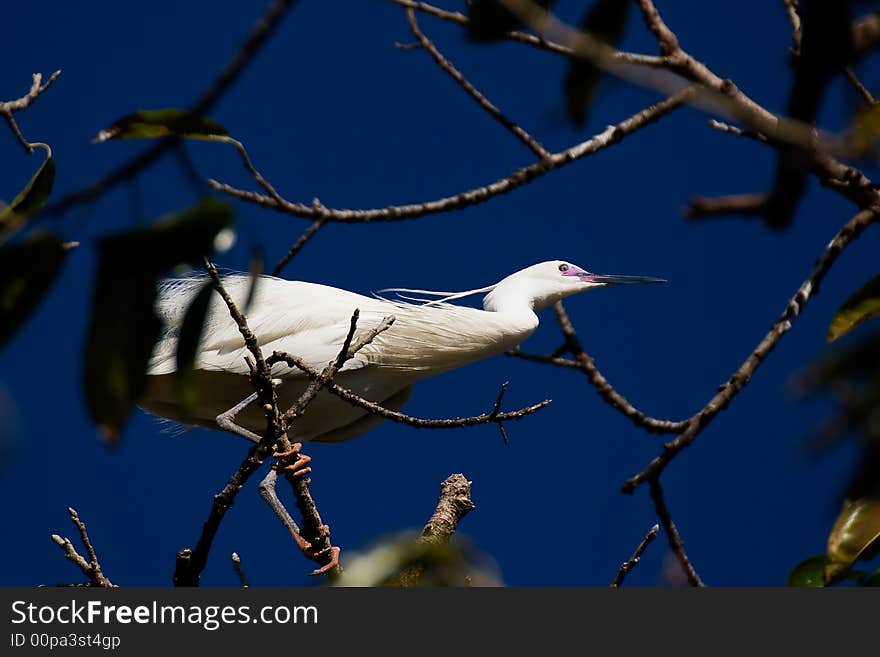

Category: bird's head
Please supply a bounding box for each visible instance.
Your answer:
[483,260,666,313]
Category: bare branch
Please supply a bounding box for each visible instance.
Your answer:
[175,260,342,584]
[707,119,768,143]
[271,216,327,276]
[269,349,550,432]
[649,479,703,587]
[391,0,667,65]
[551,301,687,434]
[611,523,659,587]
[843,67,877,106]
[623,205,880,494]
[51,508,114,588]
[405,7,551,160]
[388,473,475,586]
[231,552,250,587]
[683,193,768,221]
[0,71,61,152]
[209,88,693,223]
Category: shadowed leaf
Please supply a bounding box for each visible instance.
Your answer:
[93,109,228,143]
[863,569,880,586]
[848,105,880,158]
[828,274,880,342]
[564,0,630,127]
[787,554,830,587]
[332,532,497,587]
[175,280,215,412]
[826,497,880,580]
[83,198,233,443]
[466,0,555,43]
[0,144,56,236]
[0,232,69,347]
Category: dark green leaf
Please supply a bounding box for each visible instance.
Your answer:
[0,145,56,236]
[466,0,555,43]
[174,281,215,412]
[564,0,630,127]
[826,497,880,579]
[787,555,830,587]
[93,109,228,143]
[83,198,234,442]
[828,274,880,342]
[0,232,69,347]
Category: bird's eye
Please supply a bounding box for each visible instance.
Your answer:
[558,264,569,272]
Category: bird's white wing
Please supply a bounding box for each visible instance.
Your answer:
[148,275,396,376]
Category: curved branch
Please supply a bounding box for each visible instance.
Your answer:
[268,351,550,431]
[0,71,61,152]
[623,205,880,493]
[405,6,550,160]
[210,88,693,223]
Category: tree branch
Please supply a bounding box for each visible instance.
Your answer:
[209,88,693,223]
[623,205,880,493]
[649,478,703,586]
[388,473,475,586]
[610,523,659,587]
[405,7,551,160]
[269,350,550,432]
[50,508,114,588]
[0,71,62,152]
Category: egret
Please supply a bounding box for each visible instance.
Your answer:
[140,260,664,442]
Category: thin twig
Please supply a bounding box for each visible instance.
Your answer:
[0,71,62,152]
[231,552,250,587]
[42,0,297,218]
[707,119,768,143]
[50,508,114,588]
[405,7,551,160]
[843,67,877,106]
[209,88,693,222]
[623,205,880,493]
[551,301,687,434]
[272,216,328,276]
[683,193,768,221]
[649,479,703,587]
[269,350,550,431]
[610,523,659,587]
[391,0,666,66]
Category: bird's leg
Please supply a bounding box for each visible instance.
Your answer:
[272,441,312,478]
[215,392,262,443]
[258,470,313,554]
[258,469,341,576]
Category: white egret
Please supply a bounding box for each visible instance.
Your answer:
[140,260,664,442]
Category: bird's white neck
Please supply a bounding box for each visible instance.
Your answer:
[481,286,541,337]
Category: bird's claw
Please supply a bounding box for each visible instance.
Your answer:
[272,442,312,477]
[307,545,341,576]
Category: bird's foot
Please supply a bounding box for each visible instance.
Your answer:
[308,545,341,576]
[302,526,339,575]
[290,524,340,576]
[272,442,312,477]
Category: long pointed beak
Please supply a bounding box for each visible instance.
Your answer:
[580,273,667,286]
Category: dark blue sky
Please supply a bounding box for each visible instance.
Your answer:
[1,1,878,586]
